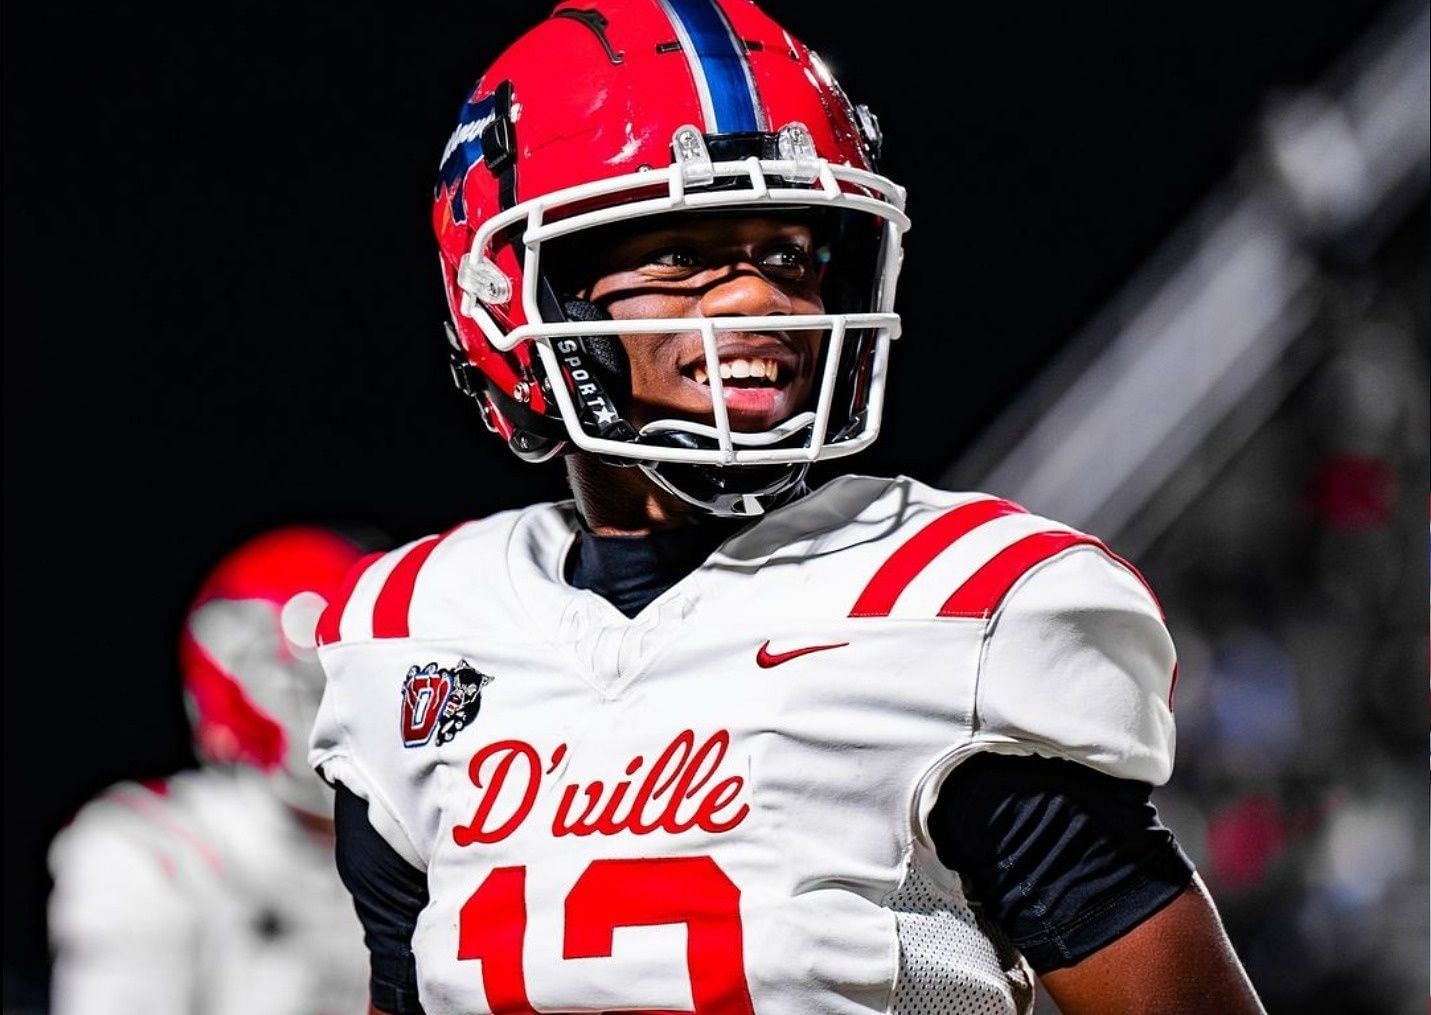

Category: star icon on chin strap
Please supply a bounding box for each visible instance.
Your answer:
[593,404,619,428]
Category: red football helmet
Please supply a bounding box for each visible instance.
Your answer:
[179,526,373,818]
[434,0,910,515]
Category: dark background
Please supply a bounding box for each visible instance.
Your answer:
[4,2,1419,1010]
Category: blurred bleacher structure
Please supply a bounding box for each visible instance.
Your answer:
[944,2,1429,1011]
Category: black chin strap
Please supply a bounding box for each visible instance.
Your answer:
[535,280,638,449]
[639,459,811,518]
[633,428,812,517]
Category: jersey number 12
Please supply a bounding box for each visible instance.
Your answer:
[459,854,756,1013]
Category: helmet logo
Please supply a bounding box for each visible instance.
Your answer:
[437,93,498,224]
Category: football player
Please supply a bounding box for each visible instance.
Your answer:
[309,1,1267,1012]
[47,526,374,1015]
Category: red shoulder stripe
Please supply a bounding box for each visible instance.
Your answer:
[371,534,446,639]
[939,532,1178,708]
[938,531,1100,618]
[315,551,384,646]
[849,498,1027,618]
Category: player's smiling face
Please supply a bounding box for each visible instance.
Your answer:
[578,213,827,433]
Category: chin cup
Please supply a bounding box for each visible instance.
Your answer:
[635,428,809,517]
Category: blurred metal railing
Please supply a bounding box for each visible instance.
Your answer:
[940,0,1429,558]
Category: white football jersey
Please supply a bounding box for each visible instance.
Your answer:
[310,474,1177,1014]
[47,766,369,1015]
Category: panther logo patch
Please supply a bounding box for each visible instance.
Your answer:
[400,660,495,748]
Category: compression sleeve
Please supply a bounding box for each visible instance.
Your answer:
[334,781,428,1015]
[927,752,1195,973]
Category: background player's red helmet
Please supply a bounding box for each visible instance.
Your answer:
[434,0,910,516]
[179,526,372,818]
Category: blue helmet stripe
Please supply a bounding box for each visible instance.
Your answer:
[662,0,761,133]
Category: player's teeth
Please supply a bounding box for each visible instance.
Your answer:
[706,357,783,384]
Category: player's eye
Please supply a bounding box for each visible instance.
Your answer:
[759,243,817,281]
[637,246,703,277]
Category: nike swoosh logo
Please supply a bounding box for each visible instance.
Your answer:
[756,640,850,668]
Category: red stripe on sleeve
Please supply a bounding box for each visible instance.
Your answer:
[938,531,1100,618]
[315,551,384,646]
[371,535,446,639]
[941,529,1179,708]
[849,498,1027,617]
[940,532,1180,708]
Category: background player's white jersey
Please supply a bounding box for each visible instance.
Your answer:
[310,474,1177,1014]
[47,766,369,1015]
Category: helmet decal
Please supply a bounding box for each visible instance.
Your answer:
[437,92,498,225]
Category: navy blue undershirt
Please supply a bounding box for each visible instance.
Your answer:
[564,517,748,617]
[334,525,1194,1014]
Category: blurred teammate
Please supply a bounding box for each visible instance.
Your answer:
[310,2,1267,1012]
[47,526,374,1015]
